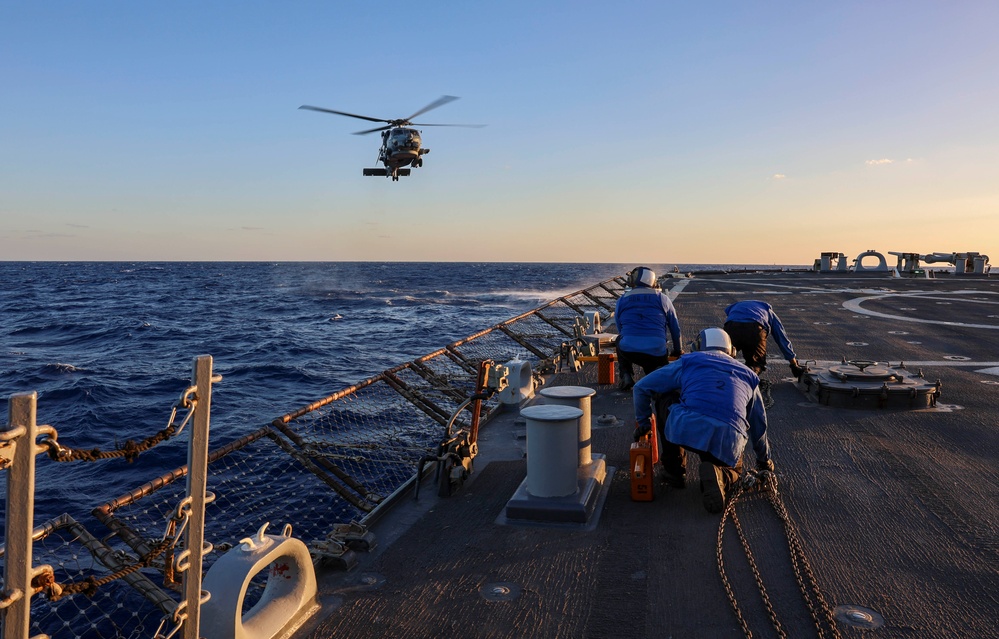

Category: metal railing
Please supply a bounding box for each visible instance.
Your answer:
[2,355,221,639]
[1,276,626,639]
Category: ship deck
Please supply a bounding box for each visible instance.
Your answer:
[300,272,999,638]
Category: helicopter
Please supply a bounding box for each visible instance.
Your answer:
[299,96,484,181]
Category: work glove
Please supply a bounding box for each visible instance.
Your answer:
[756,458,775,473]
[669,349,683,359]
[633,423,652,442]
[789,359,806,379]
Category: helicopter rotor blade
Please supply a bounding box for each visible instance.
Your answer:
[405,95,460,121]
[409,123,487,128]
[353,125,393,136]
[298,105,388,124]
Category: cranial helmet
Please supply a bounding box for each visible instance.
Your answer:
[694,328,735,357]
[628,266,657,288]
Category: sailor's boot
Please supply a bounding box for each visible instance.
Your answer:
[699,461,727,513]
[699,461,742,513]
[617,368,635,391]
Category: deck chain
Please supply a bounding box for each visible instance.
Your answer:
[717,469,843,639]
[38,388,198,464]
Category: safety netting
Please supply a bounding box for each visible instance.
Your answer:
[1,275,627,639]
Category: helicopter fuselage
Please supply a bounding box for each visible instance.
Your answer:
[379,127,428,171]
[300,96,480,182]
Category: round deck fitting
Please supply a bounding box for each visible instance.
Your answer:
[797,359,941,410]
[833,604,884,629]
[596,414,618,426]
[350,572,386,591]
[480,582,521,602]
[827,362,895,380]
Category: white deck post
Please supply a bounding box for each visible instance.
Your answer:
[2,393,38,639]
[181,355,216,639]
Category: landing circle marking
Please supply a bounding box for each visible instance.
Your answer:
[932,404,963,412]
[843,291,999,329]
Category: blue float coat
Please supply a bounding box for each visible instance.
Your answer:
[633,351,769,467]
[614,287,682,357]
[724,300,797,361]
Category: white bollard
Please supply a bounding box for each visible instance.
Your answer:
[539,386,596,467]
[521,404,582,498]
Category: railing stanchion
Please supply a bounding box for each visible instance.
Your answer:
[181,355,215,639]
[2,393,38,639]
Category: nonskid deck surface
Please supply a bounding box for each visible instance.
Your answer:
[304,273,999,638]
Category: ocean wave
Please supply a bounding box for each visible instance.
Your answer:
[42,362,84,374]
[0,261,642,539]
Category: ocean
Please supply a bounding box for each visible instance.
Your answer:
[0,261,778,534]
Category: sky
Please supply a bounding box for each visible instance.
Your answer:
[3,1,998,264]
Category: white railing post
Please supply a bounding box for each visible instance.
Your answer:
[2,393,38,639]
[181,355,216,639]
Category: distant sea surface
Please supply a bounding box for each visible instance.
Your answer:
[1,261,784,528]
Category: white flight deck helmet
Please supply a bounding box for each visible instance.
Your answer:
[628,266,657,288]
[694,327,736,357]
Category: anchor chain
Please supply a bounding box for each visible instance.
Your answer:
[38,386,198,464]
[716,468,842,639]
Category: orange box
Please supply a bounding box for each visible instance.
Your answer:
[630,438,654,501]
[598,352,617,385]
[630,414,659,501]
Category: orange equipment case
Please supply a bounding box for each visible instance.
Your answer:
[630,415,659,501]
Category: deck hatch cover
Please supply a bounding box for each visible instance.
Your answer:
[797,359,941,409]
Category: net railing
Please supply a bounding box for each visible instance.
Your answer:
[1,275,627,639]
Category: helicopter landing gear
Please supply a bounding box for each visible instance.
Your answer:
[362,168,410,179]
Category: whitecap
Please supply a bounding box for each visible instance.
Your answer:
[47,363,80,373]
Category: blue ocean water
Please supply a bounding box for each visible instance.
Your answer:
[1,261,775,529]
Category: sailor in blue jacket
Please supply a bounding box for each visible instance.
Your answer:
[724,300,805,377]
[614,266,682,391]
[632,328,772,513]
